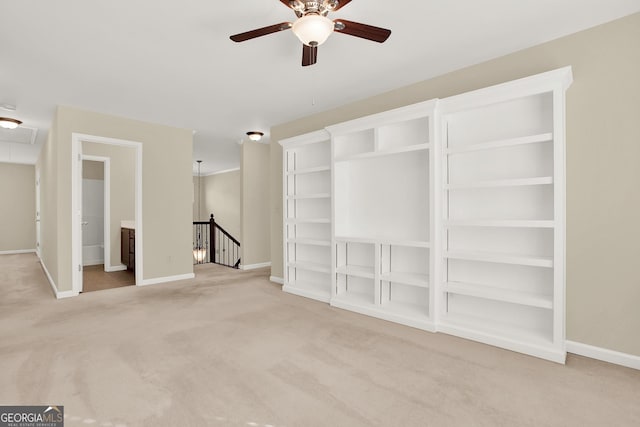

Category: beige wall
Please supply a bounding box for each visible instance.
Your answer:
[270,13,640,356]
[83,142,136,269]
[0,163,36,252]
[82,159,104,180]
[202,170,241,240]
[37,116,59,285]
[241,142,270,267]
[38,105,193,292]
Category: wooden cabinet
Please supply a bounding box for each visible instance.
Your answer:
[121,227,135,271]
[279,67,572,363]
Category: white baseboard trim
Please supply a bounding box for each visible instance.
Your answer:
[567,340,640,371]
[240,262,271,270]
[105,264,127,272]
[39,259,78,299]
[270,276,284,285]
[0,249,36,255]
[139,273,195,287]
[83,260,104,267]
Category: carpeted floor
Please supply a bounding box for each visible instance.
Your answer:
[0,253,639,426]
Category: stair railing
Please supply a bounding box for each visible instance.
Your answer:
[193,214,241,268]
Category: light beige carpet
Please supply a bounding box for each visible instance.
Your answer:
[0,253,639,427]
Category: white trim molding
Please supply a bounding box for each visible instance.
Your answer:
[105,264,127,273]
[39,259,78,299]
[240,262,271,270]
[270,276,284,285]
[0,249,36,255]
[204,167,240,176]
[140,273,195,287]
[567,341,640,371]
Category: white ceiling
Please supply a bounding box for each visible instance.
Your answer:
[1,0,639,175]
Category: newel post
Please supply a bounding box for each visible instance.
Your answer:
[209,213,215,264]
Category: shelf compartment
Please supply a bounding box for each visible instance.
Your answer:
[377,116,430,151]
[286,196,330,221]
[382,300,430,319]
[286,165,331,175]
[380,244,430,288]
[381,272,429,288]
[446,227,553,261]
[443,281,552,309]
[447,185,554,222]
[286,169,330,196]
[447,139,554,185]
[335,275,375,305]
[287,261,331,274]
[444,250,553,268]
[333,129,375,158]
[444,220,554,228]
[284,139,330,172]
[331,293,433,332]
[336,264,375,279]
[335,143,430,162]
[335,236,430,248]
[285,218,331,224]
[446,132,553,154]
[287,238,331,247]
[286,222,330,242]
[334,152,430,242]
[287,192,331,200]
[442,295,554,348]
[440,311,555,352]
[445,176,553,190]
[335,241,375,280]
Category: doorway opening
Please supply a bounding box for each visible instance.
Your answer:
[81,156,135,293]
[72,133,143,295]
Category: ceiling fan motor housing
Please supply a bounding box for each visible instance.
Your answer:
[291,1,340,17]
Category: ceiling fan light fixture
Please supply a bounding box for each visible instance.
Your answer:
[292,14,334,46]
[0,117,22,129]
[247,131,264,141]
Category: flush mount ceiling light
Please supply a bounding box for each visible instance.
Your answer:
[247,131,264,141]
[292,14,334,46]
[0,117,22,129]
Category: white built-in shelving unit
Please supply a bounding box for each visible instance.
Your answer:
[327,100,438,331]
[281,130,333,302]
[279,67,572,363]
[438,67,572,362]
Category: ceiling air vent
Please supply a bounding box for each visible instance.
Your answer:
[0,125,38,145]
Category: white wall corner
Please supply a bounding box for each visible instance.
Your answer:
[240,262,271,271]
[566,340,640,371]
[270,276,284,285]
[39,258,78,299]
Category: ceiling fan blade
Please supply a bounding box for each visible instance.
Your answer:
[230,22,292,42]
[302,44,318,66]
[333,19,391,43]
[329,0,353,11]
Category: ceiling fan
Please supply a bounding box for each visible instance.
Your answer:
[230,0,391,66]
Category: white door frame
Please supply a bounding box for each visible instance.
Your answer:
[72,133,143,294]
[81,155,111,271]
